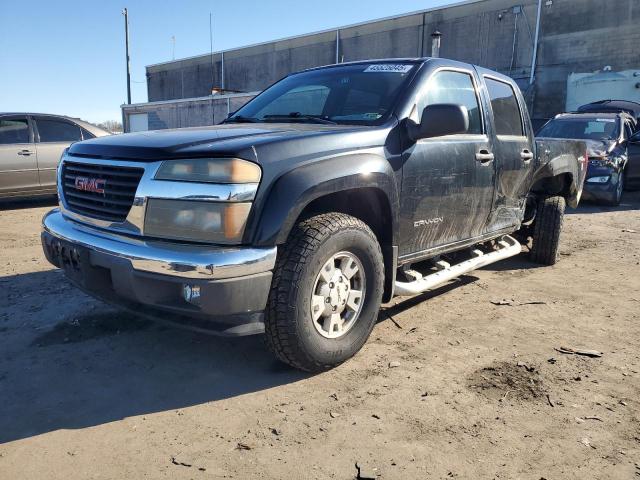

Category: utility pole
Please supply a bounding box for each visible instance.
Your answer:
[210,13,215,92]
[122,8,132,104]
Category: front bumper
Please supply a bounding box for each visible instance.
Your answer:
[582,165,620,203]
[41,209,277,336]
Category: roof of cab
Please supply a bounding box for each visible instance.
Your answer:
[301,57,518,84]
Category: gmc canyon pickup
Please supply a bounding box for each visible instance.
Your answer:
[41,58,587,372]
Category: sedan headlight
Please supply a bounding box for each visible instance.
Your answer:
[145,199,251,243]
[155,158,261,184]
[586,176,610,184]
[588,149,608,159]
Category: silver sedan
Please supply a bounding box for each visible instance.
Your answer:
[0,113,110,199]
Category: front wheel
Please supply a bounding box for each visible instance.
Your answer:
[604,171,624,206]
[265,213,384,372]
[530,195,565,266]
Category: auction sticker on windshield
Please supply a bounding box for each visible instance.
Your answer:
[364,64,414,73]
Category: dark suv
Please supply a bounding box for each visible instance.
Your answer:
[537,111,637,205]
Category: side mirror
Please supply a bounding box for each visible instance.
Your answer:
[227,110,237,119]
[407,104,469,141]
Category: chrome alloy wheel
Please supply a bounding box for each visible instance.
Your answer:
[310,251,366,339]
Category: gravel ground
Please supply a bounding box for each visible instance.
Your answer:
[1,193,639,479]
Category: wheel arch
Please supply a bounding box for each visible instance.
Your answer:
[251,154,400,247]
[530,159,582,208]
[250,153,400,301]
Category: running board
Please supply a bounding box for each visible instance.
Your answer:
[393,235,521,297]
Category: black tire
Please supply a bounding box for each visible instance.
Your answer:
[265,213,384,372]
[604,171,624,206]
[530,195,565,266]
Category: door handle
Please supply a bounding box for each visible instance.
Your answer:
[17,149,33,156]
[475,149,495,163]
[521,149,534,162]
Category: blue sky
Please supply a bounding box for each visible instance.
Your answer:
[0,0,455,124]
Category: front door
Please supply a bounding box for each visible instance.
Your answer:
[399,68,496,258]
[0,115,39,195]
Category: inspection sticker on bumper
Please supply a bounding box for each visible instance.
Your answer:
[364,64,413,73]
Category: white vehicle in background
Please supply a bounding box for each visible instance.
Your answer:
[0,113,110,199]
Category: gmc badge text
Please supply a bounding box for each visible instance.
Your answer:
[42,58,587,372]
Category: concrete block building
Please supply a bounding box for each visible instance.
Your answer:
[122,0,640,131]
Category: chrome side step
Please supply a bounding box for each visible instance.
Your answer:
[393,235,521,297]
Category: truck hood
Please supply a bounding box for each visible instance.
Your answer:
[68,123,389,164]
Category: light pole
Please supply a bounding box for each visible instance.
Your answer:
[122,8,132,104]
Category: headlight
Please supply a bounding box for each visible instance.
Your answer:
[588,149,608,159]
[155,158,261,184]
[144,199,251,243]
[586,176,610,184]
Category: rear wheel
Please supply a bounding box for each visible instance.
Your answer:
[265,213,384,372]
[530,195,565,266]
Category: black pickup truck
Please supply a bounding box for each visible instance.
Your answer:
[41,58,587,372]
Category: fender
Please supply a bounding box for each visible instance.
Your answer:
[532,139,588,208]
[250,153,400,247]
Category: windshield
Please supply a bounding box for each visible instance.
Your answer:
[537,117,619,141]
[227,62,418,126]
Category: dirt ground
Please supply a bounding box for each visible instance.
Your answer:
[1,193,639,480]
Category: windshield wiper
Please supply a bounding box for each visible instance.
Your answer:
[223,115,262,124]
[263,113,337,125]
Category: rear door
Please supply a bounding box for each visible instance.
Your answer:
[481,75,535,232]
[34,116,83,189]
[399,67,496,257]
[0,115,39,195]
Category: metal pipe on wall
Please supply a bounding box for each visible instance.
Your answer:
[335,29,340,63]
[529,0,542,85]
[221,51,225,89]
[509,9,519,76]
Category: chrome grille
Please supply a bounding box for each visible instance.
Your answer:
[61,160,144,222]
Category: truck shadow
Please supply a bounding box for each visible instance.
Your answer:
[381,275,479,319]
[0,270,308,444]
[480,253,546,272]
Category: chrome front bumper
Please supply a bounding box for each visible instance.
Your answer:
[42,209,277,280]
[41,209,277,335]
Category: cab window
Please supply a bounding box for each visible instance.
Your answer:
[417,71,483,135]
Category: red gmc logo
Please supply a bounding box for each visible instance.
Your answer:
[74,176,106,195]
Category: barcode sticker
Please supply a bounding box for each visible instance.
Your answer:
[364,64,414,73]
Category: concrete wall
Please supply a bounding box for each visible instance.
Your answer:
[144,0,639,122]
[121,92,257,132]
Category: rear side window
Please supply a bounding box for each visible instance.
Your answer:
[0,118,30,144]
[485,78,524,136]
[81,128,96,140]
[419,71,483,134]
[36,118,82,142]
